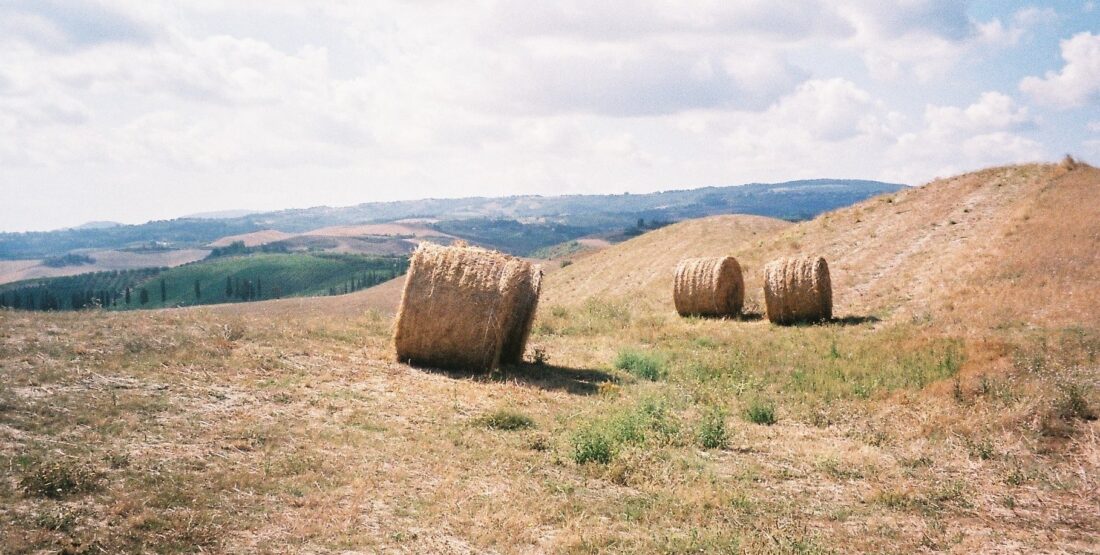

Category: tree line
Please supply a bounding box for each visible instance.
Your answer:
[0,262,406,312]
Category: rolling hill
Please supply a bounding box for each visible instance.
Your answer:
[3,163,1097,553]
[542,215,791,308]
[0,248,210,285]
[543,161,1100,330]
[0,178,904,260]
[220,160,1098,326]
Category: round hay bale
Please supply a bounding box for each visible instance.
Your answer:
[673,256,744,317]
[763,256,832,325]
[393,243,542,370]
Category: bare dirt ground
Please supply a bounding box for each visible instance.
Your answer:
[302,224,457,239]
[208,230,295,247]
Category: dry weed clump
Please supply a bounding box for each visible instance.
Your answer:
[393,243,542,370]
[763,256,832,324]
[673,256,744,317]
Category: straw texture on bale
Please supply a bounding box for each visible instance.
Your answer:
[673,256,744,317]
[763,256,832,325]
[393,243,542,370]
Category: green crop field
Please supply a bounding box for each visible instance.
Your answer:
[0,253,407,311]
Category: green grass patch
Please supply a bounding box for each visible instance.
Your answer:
[571,399,678,464]
[615,349,667,381]
[743,400,777,425]
[475,409,536,431]
[696,407,728,449]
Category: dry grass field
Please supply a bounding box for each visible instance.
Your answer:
[1,163,1098,553]
[208,231,296,248]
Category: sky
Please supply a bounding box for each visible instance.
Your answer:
[1,1,1099,232]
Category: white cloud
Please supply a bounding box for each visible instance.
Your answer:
[500,43,805,116]
[835,2,1057,81]
[924,91,1035,135]
[766,78,879,141]
[885,93,1044,181]
[1020,32,1100,108]
[1013,6,1058,27]
[0,1,1085,231]
[0,0,154,50]
[491,0,852,41]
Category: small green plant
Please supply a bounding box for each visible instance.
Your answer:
[615,349,666,381]
[697,408,728,449]
[34,506,81,532]
[476,409,535,431]
[19,457,102,498]
[560,259,573,268]
[872,488,915,509]
[952,378,965,403]
[1055,383,1096,421]
[744,400,777,425]
[570,399,677,464]
[964,437,996,460]
[572,428,614,464]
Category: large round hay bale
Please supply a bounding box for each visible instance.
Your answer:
[763,256,832,325]
[393,243,542,370]
[673,256,744,317]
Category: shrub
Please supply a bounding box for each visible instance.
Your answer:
[476,409,535,431]
[615,349,666,381]
[697,408,728,449]
[572,428,614,464]
[1055,383,1096,421]
[530,347,549,366]
[744,400,777,425]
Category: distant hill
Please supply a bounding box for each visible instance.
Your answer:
[0,248,210,285]
[181,209,258,220]
[0,178,905,259]
[542,162,1100,330]
[71,221,122,230]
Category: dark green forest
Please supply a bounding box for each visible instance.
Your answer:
[0,253,408,312]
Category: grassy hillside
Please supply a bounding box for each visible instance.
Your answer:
[0,248,210,286]
[134,253,407,309]
[0,253,407,311]
[546,162,1100,330]
[1,164,1096,553]
[543,215,791,309]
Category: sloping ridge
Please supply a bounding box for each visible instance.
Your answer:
[543,162,1100,329]
[541,215,792,308]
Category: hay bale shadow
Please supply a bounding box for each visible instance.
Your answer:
[496,363,617,395]
[686,312,764,322]
[830,315,880,326]
[410,362,616,395]
[767,314,880,327]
